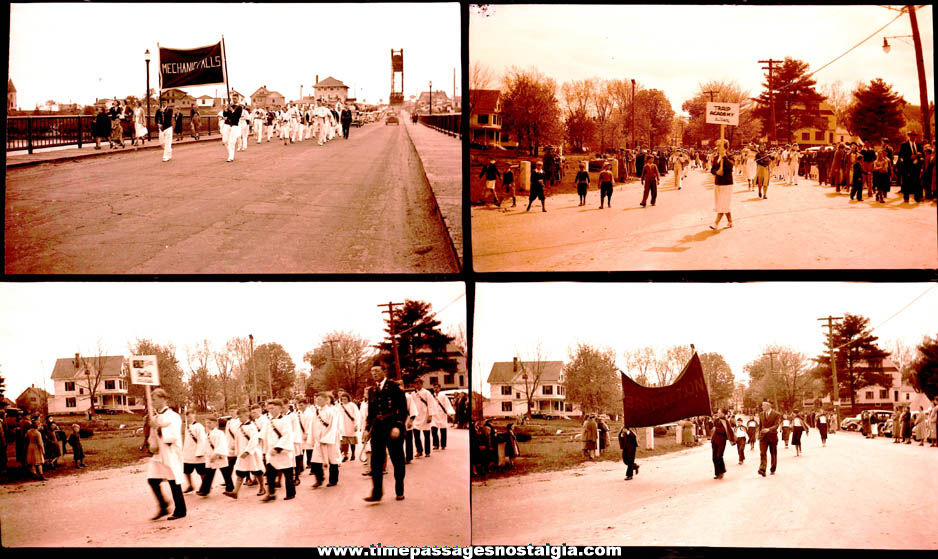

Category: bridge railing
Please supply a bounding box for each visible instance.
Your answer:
[7,113,228,154]
[417,113,462,140]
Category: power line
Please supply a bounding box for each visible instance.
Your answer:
[830,284,937,353]
[392,293,466,338]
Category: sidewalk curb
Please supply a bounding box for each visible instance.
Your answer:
[6,136,219,169]
[402,117,463,271]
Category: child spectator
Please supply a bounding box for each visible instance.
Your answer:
[67,424,86,468]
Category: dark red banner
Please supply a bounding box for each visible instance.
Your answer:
[159,41,225,89]
[621,353,712,427]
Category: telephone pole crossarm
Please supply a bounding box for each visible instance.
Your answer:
[378,301,406,380]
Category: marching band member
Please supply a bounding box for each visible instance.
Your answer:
[224,103,242,162]
[412,382,435,458]
[432,385,456,450]
[226,407,262,499]
[337,392,360,462]
[298,399,315,473]
[363,365,408,502]
[146,389,186,520]
[296,105,307,143]
[217,107,228,145]
[315,103,329,146]
[198,416,229,496]
[279,108,291,146]
[239,106,251,151]
[263,399,295,501]
[253,107,265,143]
[266,108,276,142]
[310,392,342,487]
[181,410,208,493]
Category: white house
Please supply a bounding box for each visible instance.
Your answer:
[313,76,349,104]
[48,353,136,413]
[803,357,930,411]
[417,342,468,391]
[483,357,580,419]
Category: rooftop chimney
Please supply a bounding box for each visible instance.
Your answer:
[513,357,518,372]
[74,353,81,368]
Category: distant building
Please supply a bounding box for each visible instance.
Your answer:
[48,353,135,414]
[7,78,16,111]
[15,386,51,415]
[469,89,504,148]
[417,343,467,391]
[196,94,215,108]
[161,88,196,110]
[803,357,930,412]
[313,77,349,104]
[483,357,581,419]
[251,85,286,109]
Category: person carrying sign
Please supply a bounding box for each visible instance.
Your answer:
[146,388,186,520]
[710,140,735,230]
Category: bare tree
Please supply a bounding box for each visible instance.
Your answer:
[622,346,656,386]
[888,338,917,386]
[213,343,235,411]
[448,324,467,358]
[594,80,616,152]
[186,339,214,412]
[305,331,375,399]
[79,340,110,417]
[470,61,495,91]
[517,340,549,419]
[227,336,254,404]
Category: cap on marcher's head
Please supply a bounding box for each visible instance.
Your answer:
[908,131,919,136]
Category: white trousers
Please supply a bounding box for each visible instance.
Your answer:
[221,123,230,145]
[279,122,290,140]
[226,126,239,160]
[240,123,249,149]
[267,123,275,142]
[254,120,264,143]
[159,127,173,160]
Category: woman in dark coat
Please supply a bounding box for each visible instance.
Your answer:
[791,411,808,456]
[93,107,111,149]
[582,415,598,459]
[617,426,639,480]
[41,421,62,469]
[901,408,912,443]
[108,103,125,149]
[597,416,609,454]
[173,110,183,141]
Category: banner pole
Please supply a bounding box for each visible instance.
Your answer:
[222,35,230,104]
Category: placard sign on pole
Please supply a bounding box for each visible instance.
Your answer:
[705,102,739,126]
[130,355,160,428]
[130,355,160,386]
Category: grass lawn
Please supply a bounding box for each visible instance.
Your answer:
[2,413,150,485]
[476,418,692,481]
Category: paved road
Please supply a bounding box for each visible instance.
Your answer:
[0,429,469,546]
[471,167,937,271]
[5,123,457,273]
[472,429,938,548]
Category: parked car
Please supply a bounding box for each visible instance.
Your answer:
[840,410,892,431]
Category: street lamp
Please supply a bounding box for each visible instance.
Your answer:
[429,81,432,116]
[144,49,151,141]
[882,5,932,145]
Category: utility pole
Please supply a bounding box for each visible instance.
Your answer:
[378,301,404,380]
[763,351,780,410]
[630,79,636,149]
[907,6,932,145]
[249,334,257,405]
[758,59,782,146]
[818,316,844,430]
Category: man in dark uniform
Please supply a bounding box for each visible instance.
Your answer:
[617,425,639,480]
[363,365,408,502]
[711,410,732,479]
[757,400,781,477]
[898,131,924,203]
[340,106,353,139]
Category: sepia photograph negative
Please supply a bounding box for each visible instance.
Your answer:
[5,3,462,274]
[0,281,469,546]
[469,4,935,271]
[471,282,938,547]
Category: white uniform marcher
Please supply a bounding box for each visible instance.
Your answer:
[226,108,242,162]
[147,406,186,485]
[433,392,456,428]
[254,412,270,465]
[309,404,341,466]
[218,111,229,144]
[789,149,800,185]
[233,420,261,473]
[254,109,265,143]
[205,427,230,470]
[338,400,360,441]
[239,109,251,151]
[182,420,208,465]
[279,110,291,142]
[413,388,435,432]
[265,413,295,471]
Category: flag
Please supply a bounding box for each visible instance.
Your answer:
[158,40,226,90]
[621,352,711,428]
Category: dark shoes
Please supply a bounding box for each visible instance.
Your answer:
[223,491,237,499]
[363,495,382,503]
[152,508,170,520]
[758,470,766,477]
[396,495,405,501]
[167,514,186,521]
[262,494,276,502]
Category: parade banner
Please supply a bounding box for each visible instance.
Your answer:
[620,353,711,427]
[129,355,160,386]
[706,102,739,126]
[158,40,226,89]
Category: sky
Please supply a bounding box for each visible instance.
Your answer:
[0,282,466,400]
[470,4,934,114]
[472,282,938,397]
[8,3,461,109]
